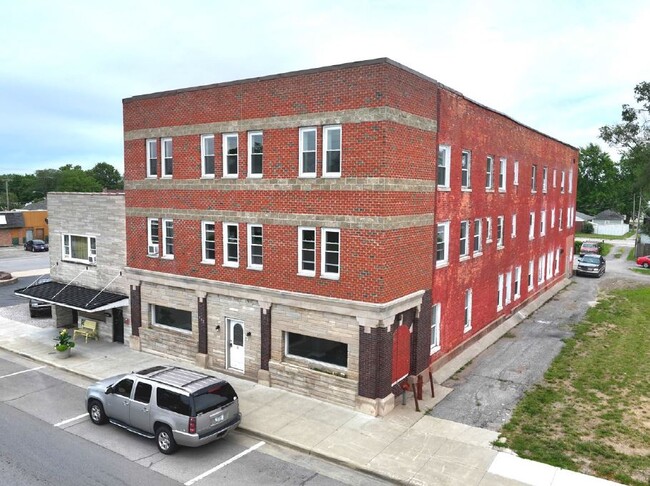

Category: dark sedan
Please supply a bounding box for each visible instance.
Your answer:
[24,239,48,252]
[576,254,606,278]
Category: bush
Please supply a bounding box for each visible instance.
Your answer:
[582,222,594,234]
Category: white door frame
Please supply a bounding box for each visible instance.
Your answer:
[226,318,245,372]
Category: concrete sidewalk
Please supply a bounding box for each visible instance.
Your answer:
[0,313,619,486]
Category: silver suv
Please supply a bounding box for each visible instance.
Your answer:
[85,366,241,454]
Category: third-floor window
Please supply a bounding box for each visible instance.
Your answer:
[323,125,341,177]
[223,134,238,178]
[248,131,263,177]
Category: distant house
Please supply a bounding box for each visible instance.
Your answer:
[592,210,628,236]
[575,211,593,233]
[0,210,48,247]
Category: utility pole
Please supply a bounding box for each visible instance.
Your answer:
[3,178,8,211]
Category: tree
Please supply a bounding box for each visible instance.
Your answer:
[577,144,627,215]
[88,162,123,190]
[57,165,102,192]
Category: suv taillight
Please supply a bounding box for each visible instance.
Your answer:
[188,416,196,434]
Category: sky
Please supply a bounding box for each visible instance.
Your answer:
[1,0,649,176]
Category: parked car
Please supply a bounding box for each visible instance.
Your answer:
[576,254,606,278]
[28,275,52,318]
[85,366,241,454]
[579,241,599,257]
[24,239,48,252]
[636,255,650,268]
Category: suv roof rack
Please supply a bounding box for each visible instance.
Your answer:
[136,366,222,393]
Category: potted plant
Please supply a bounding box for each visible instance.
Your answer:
[54,329,75,358]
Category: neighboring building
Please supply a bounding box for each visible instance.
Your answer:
[122,58,578,415]
[0,209,48,246]
[592,210,628,236]
[575,211,593,233]
[16,193,130,343]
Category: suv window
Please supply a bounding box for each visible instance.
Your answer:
[114,378,134,398]
[193,383,237,415]
[157,388,191,416]
[133,382,152,404]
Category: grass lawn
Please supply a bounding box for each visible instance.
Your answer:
[574,231,636,240]
[499,286,650,485]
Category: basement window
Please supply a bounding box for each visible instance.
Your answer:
[285,332,347,368]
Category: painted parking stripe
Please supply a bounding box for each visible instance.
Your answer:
[184,441,265,486]
[54,413,88,428]
[0,366,45,379]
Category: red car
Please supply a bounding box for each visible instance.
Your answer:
[636,255,650,268]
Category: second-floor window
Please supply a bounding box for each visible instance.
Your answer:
[499,158,507,191]
[485,156,494,190]
[531,164,537,192]
[436,222,449,266]
[497,216,504,248]
[540,210,547,236]
[529,212,535,240]
[202,221,215,263]
[486,217,493,243]
[299,127,317,177]
[247,224,263,269]
[201,135,215,177]
[461,150,471,189]
[248,131,263,177]
[511,214,517,238]
[62,234,97,263]
[321,228,340,279]
[542,166,548,193]
[147,218,159,256]
[298,227,316,276]
[223,134,238,178]
[460,220,470,258]
[437,145,451,188]
[146,139,157,177]
[513,160,519,185]
[323,126,341,177]
[162,219,174,258]
[223,223,239,267]
[162,138,173,177]
[473,219,482,254]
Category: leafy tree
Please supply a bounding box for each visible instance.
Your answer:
[57,165,102,192]
[577,144,627,215]
[88,162,123,190]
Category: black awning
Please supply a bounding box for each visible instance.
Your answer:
[15,281,129,313]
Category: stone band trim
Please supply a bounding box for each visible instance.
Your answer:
[126,207,434,231]
[125,177,436,193]
[124,106,437,141]
[126,267,425,326]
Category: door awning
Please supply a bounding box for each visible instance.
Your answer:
[15,281,128,313]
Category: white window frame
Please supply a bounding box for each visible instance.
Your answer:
[555,249,561,275]
[529,212,535,240]
[547,251,554,280]
[299,127,317,178]
[247,224,263,270]
[437,145,451,189]
[551,208,556,229]
[62,233,97,264]
[514,266,522,300]
[538,255,546,284]
[505,271,512,305]
[499,157,507,191]
[459,220,470,259]
[323,125,342,178]
[461,150,472,190]
[485,156,494,190]
[553,168,557,188]
[542,166,548,193]
[568,169,573,193]
[464,289,472,332]
[430,303,441,354]
[486,217,493,243]
[511,213,517,238]
[162,219,174,259]
[528,260,534,290]
[436,222,450,267]
[321,228,340,280]
[161,138,173,178]
[247,131,263,178]
[223,133,239,178]
[497,274,504,311]
[497,216,504,248]
[222,222,239,267]
[147,217,159,256]
[560,170,566,193]
[298,227,317,277]
[531,164,537,193]
[201,221,215,264]
[473,218,482,255]
[201,134,215,178]
[146,139,157,178]
[559,208,564,230]
[540,210,547,237]
[513,160,519,185]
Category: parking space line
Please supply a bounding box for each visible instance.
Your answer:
[184,441,265,486]
[0,366,45,380]
[54,413,88,428]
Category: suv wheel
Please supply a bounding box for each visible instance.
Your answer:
[156,425,177,454]
[644,262,649,269]
[88,400,108,425]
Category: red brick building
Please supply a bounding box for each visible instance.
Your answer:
[122,59,577,415]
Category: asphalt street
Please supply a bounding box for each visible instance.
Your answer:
[431,238,647,431]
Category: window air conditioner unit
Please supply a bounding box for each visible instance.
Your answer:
[148,244,159,255]
[88,255,97,264]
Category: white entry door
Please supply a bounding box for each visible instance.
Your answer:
[227,318,245,372]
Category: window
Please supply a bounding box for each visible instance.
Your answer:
[248,131,263,177]
[146,139,157,177]
[540,210,546,236]
[529,212,535,240]
[531,164,537,192]
[485,156,494,190]
[147,218,159,256]
[323,125,341,177]
[223,133,238,177]
[551,208,556,229]
[113,378,134,398]
[321,228,340,279]
[437,145,451,189]
[555,249,561,275]
[528,260,534,290]
[464,289,472,331]
[538,255,546,284]
[473,219,482,255]
[201,135,215,177]
[559,208,564,230]
[568,169,573,193]
[133,382,152,404]
[513,160,519,185]
[157,388,190,416]
[223,223,239,267]
[202,221,215,263]
[547,251,554,280]
[286,332,347,368]
[568,206,574,228]
[162,219,174,258]
[152,304,191,332]
[560,171,565,193]
[436,222,450,267]
[161,138,173,177]
[299,127,317,177]
[514,266,522,299]
[298,227,316,276]
[247,224,263,270]
[497,216,504,248]
[511,214,517,238]
[431,304,441,353]
[461,150,471,189]
[542,166,548,193]
[486,217,493,242]
[459,220,470,258]
[499,158,507,191]
[553,168,557,188]
[62,234,97,263]
[497,274,504,311]
[505,271,512,304]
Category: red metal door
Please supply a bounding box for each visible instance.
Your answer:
[392,324,411,384]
